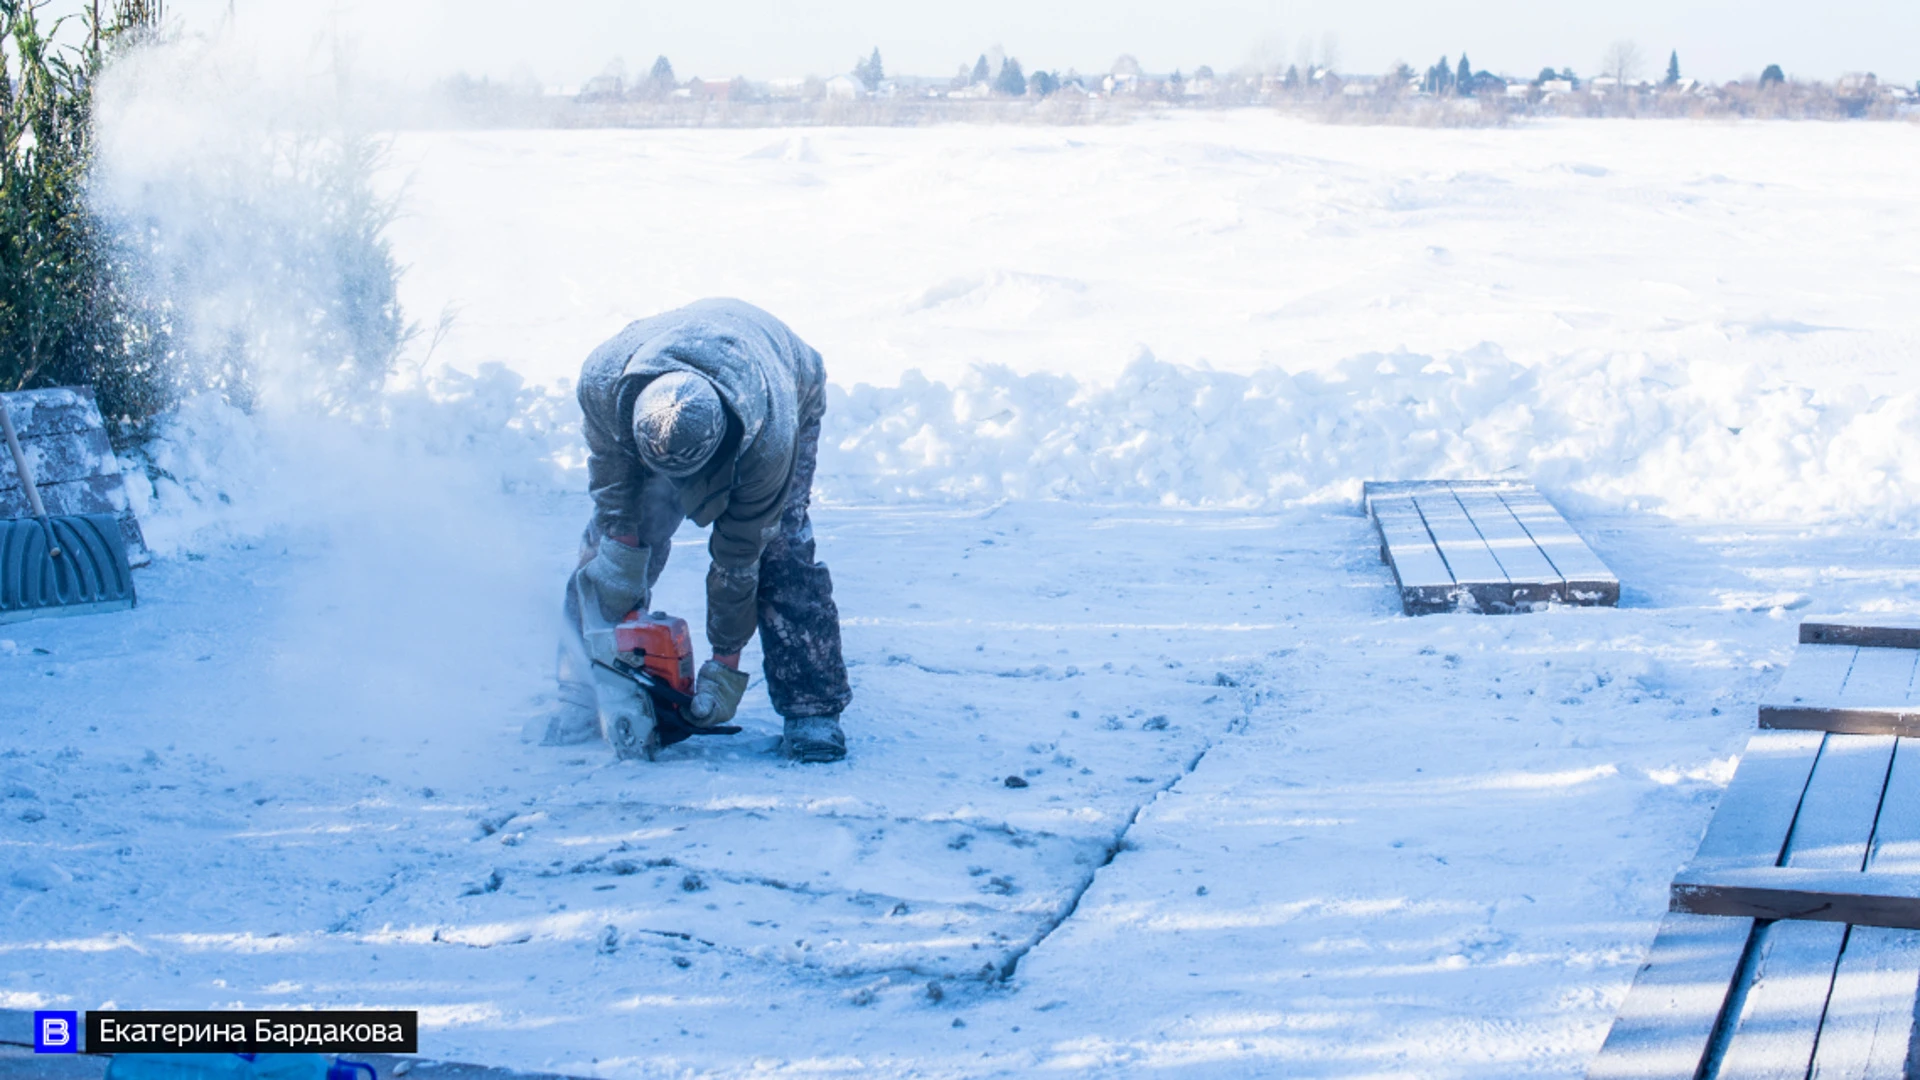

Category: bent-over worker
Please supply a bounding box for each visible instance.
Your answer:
[553,298,852,762]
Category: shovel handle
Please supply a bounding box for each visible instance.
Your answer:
[0,399,50,520]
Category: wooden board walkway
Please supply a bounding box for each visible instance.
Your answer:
[1,387,150,567]
[1588,618,1920,1079]
[1363,480,1617,616]
[1759,618,1920,738]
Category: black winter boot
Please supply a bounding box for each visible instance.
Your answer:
[783,714,846,763]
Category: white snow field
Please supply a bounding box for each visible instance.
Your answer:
[4,113,1920,1078]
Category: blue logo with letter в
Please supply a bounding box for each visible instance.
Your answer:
[34,1011,79,1054]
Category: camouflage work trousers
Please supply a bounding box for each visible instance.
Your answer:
[557,415,852,727]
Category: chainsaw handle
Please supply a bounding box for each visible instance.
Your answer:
[592,658,696,709]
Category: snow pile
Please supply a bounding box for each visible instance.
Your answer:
[125,342,1918,554]
[819,346,1920,525]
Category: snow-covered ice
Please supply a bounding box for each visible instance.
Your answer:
[391,114,1920,396]
[5,114,1920,1077]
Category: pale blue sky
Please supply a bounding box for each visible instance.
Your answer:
[139,0,1920,85]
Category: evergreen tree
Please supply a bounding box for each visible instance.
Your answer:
[970,54,991,85]
[855,47,883,91]
[1030,70,1058,97]
[1759,63,1785,87]
[1537,67,1557,84]
[993,57,1026,96]
[2,0,174,428]
[1457,54,1472,88]
[645,55,675,98]
[1664,51,1680,85]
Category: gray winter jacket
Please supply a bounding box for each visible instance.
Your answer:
[577,298,828,654]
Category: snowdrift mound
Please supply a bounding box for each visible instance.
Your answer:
[818,347,1919,525]
[125,345,1918,553]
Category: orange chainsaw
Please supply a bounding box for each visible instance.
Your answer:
[591,611,742,748]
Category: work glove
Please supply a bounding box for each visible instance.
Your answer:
[686,660,749,727]
[577,538,652,625]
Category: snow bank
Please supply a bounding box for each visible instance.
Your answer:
[819,347,1920,525]
[126,344,1918,555]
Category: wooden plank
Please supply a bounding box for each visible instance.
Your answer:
[1363,480,1439,498]
[1585,912,1757,1080]
[1453,488,1565,607]
[1412,488,1513,611]
[1767,646,1860,709]
[1806,925,1920,1079]
[1437,479,1529,493]
[1867,739,1920,877]
[1803,619,1920,651]
[1763,708,1920,739]
[1839,649,1920,707]
[1369,494,1457,615]
[1363,479,1528,498]
[1597,733,1862,1079]
[1676,734,1903,926]
[1713,919,1850,1080]
[1762,645,1859,734]
[1761,646,1920,736]
[1785,734,1897,870]
[1368,495,1453,587]
[1672,866,1920,927]
[1715,739,1892,1080]
[1497,488,1620,606]
[1691,731,1827,874]
[1363,479,1620,613]
[1811,738,1920,1075]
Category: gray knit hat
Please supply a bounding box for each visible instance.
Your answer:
[632,371,726,478]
